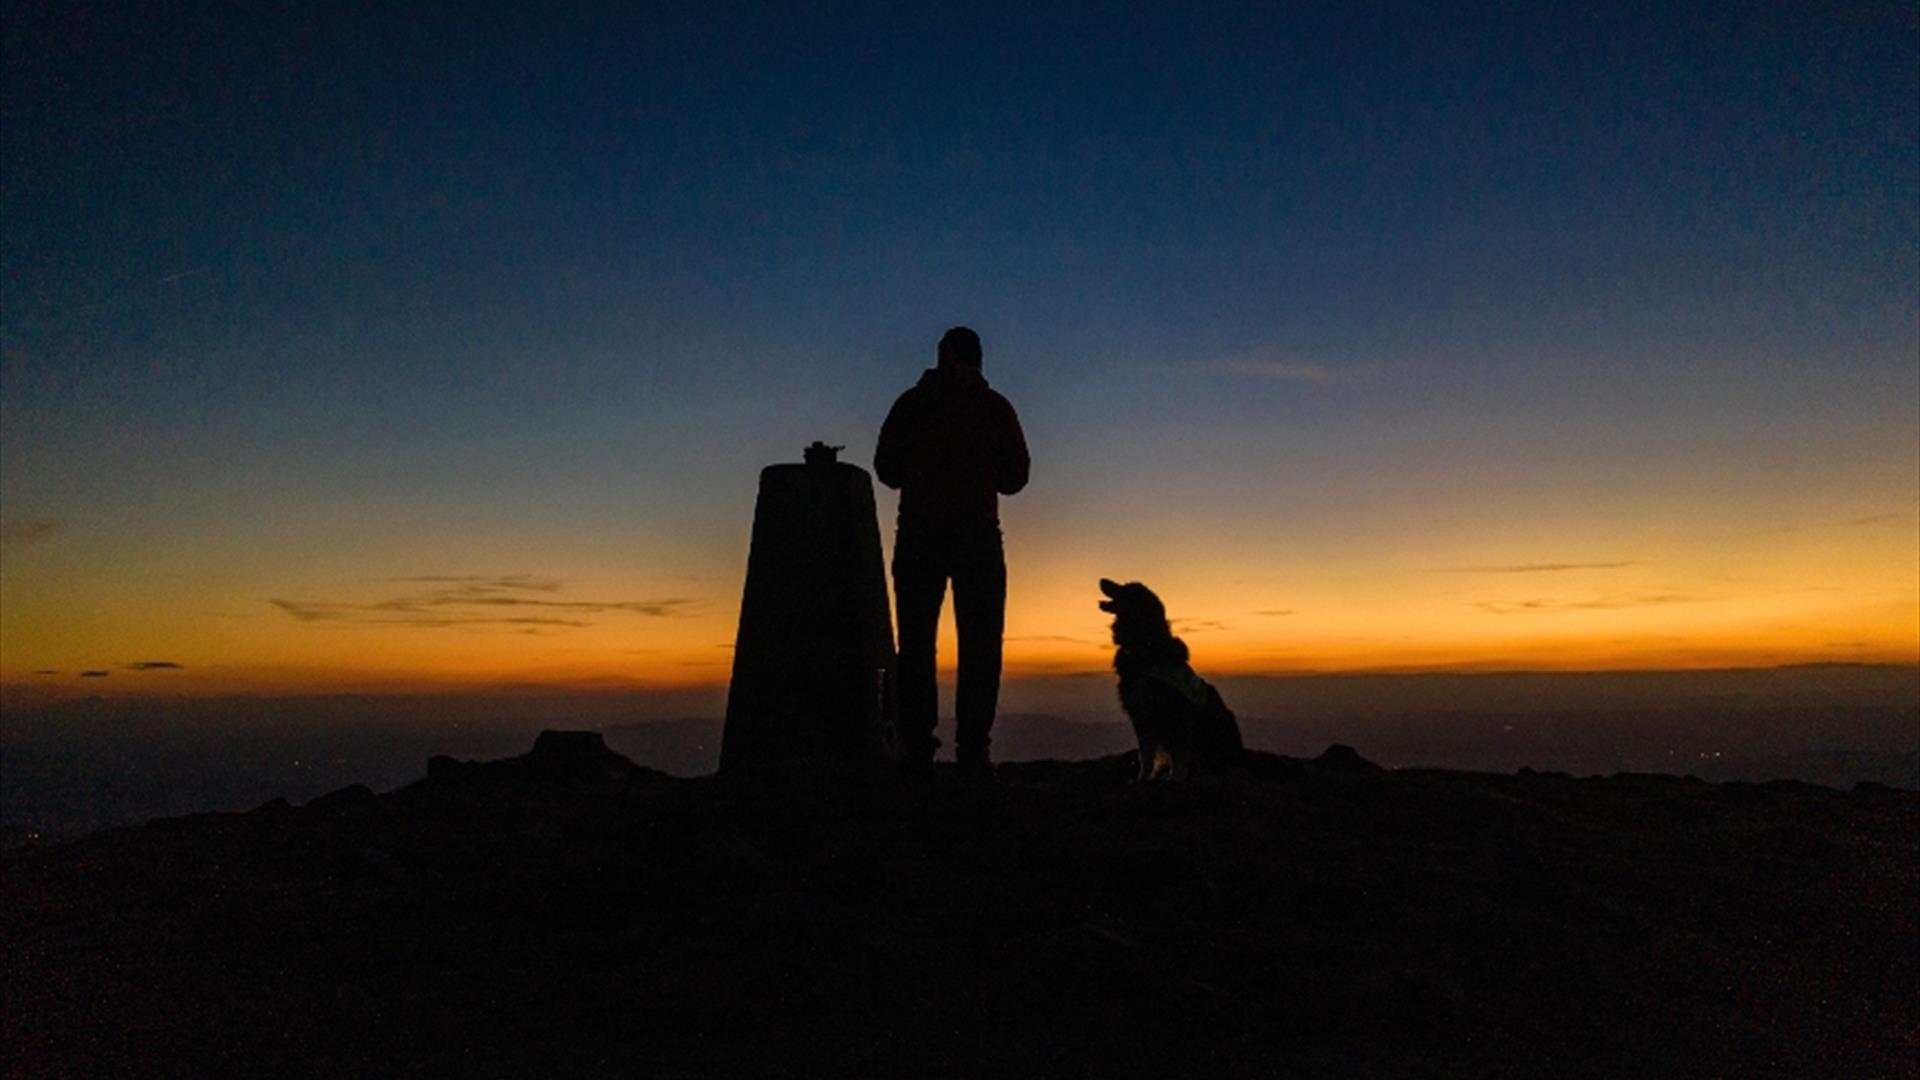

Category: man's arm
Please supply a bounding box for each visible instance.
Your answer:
[994,396,1030,496]
[874,391,916,491]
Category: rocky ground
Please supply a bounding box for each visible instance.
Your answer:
[4,732,1915,1078]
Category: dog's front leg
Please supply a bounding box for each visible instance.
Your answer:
[1166,706,1195,781]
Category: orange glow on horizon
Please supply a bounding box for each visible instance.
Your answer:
[4,570,1913,699]
[3,474,1914,698]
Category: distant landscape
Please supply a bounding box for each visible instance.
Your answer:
[4,663,1913,845]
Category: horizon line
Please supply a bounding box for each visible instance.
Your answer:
[3,659,1914,703]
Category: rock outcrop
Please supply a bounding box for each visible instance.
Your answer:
[427,729,650,785]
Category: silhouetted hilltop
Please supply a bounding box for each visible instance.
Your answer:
[4,735,1915,1078]
[7,665,1914,843]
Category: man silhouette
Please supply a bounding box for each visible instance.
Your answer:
[875,326,1030,773]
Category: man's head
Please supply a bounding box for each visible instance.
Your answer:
[938,326,983,370]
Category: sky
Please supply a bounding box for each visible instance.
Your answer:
[2,1,1916,696]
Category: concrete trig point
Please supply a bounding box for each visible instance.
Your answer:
[720,442,899,771]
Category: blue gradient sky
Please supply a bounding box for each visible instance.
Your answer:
[3,2,1916,690]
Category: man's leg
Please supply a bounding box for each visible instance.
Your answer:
[950,525,1007,767]
[892,534,948,764]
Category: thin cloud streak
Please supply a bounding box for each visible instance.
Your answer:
[272,600,598,628]
[272,577,701,629]
[1447,561,1635,574]
[1208,344,1356,383]
[451,597,694,615]
[369,574,564,593]
[126,661,184,671]
[0,519,57,543]
[1216,357,1342,383]
[1124,348,1355,385]
[1475,594,1696,615]
[1719,512,1913,540]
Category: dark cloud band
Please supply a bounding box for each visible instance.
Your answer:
[273,577,700,630]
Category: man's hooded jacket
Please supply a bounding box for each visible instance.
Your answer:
[874,364,1030,527]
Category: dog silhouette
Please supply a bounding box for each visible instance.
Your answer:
[1098,578,1244,780]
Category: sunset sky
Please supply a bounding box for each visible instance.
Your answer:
[2,2,1916,696]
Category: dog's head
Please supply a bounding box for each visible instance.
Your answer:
[1099,578,1170,645]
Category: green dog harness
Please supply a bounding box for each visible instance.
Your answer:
[1146,663,1211,707]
